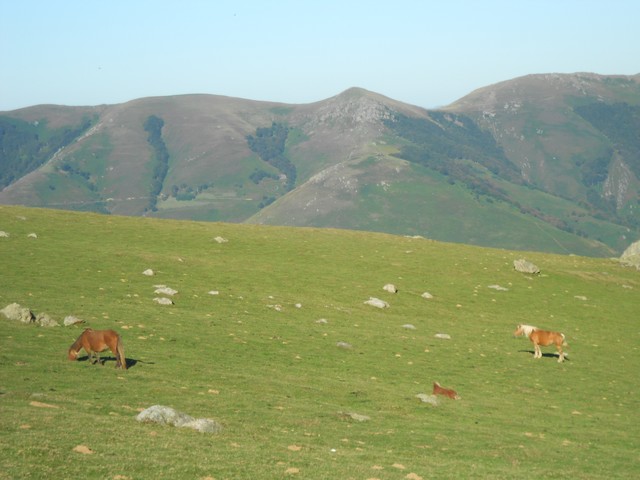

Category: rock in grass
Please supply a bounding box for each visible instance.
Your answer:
[64,315,85,326]
[153,297,174,305]
[620,239,640,269]
[154,287,178,296]
[364,297,389,308]
[416,393,439,406]
[35,312,59,327]
[341,412,370,422]
[1,303,35,323]
[383,284,398,293]
[136,405,223,434]
[513,258,540,274]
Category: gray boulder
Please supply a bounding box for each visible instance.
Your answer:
[513,258,540,274]
[64,315,85,326]
[620,240,640,269]
[136,405,223,434]
[1,303,35,324]
[35,312,59,327]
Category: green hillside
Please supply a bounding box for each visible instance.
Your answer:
[2,76,640,257]
[1,206,638,479]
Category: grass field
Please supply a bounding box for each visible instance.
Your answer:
[0,205,638,479]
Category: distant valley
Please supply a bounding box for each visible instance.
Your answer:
[1,72,639,256]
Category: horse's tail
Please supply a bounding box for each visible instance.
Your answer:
[561,333,568,347]
[116,335,127,370]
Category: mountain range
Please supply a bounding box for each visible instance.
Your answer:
[1,72,639,256]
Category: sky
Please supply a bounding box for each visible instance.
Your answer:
[2,0,639,111]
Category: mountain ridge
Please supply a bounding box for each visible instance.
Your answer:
[1,73,639,256]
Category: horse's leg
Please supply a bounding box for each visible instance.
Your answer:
[534,343,541,359]
[557,343,564,362]
[88,350,98,364]
[112,347,121,368]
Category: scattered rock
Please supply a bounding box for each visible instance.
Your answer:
[315,318,328,324]
[208,290,220,296]
[35,312,59,327]
[0,231,9,238]
[340,411,370,422]
[142,269,154,276]
[30,400,59,409]
[421,292,433,299]
[364,297,389,308]
[488,284,509,291]
[514,259,540,274]
[402,324,416,330]
[72,445,94,455]
[336,341,352,349]
[434,333,451,340]
[154,287,178,296]
[1,303,35,324]
[574,295,587,301]
[213,236,228,244]
[416,393,439,406]
[383,283,398,293]
[153,297,174,305]
[64,315,85,326]
[620,239,640,269]
[136,405,223,434]
[27,233,38,239]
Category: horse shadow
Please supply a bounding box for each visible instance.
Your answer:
[72,355,146,369]
[519,350,570,361]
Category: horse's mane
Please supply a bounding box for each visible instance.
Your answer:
[518,324,538,336]
[69,329,90,352]
[68,336,83,355]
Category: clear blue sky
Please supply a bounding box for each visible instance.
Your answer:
[2,0,639,111]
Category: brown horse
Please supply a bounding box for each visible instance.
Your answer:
[68,328,127,369]
[514,324,567,363]
[433,381,460,399]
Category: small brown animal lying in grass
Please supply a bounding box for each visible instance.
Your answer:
[433,381,460,399]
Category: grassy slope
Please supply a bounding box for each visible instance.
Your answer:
[3,86,638,257]
[0,206,638,479]
[254,157,616,257]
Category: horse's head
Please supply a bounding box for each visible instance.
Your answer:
[67,348,78,361]
[514,324,536,337]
